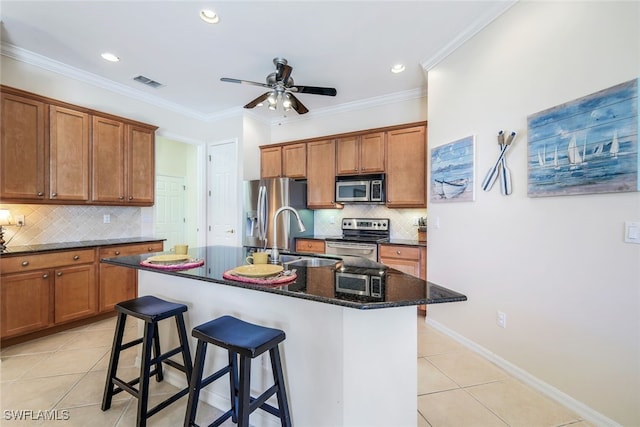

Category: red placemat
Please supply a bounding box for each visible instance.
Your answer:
[140,259,205,271]
[223,270,297,285]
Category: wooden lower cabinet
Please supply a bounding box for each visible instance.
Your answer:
[0,240,163,342]
[54,263,97,323]
[0,270,53,338]
[295,238,326,254]
[379,243,427,314]
[98,242,163,312]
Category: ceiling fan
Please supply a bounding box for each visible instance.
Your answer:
[221,57,337,114]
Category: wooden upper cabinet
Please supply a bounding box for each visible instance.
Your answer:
[261,146,282,178]
[307,139,341,209]
[0,92,46,200]
[92,117,155,205]
[336,132,385,175]
[126,124,155,204]
[92,115,125,203]
[282,143,306,178]
[49,106,90,201]
[386,125,426,208]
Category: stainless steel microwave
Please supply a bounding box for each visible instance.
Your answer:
[335,270,384,299]
[335,175,385,203]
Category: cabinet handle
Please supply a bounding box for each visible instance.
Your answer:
[21,261,29,267]
[51,192,57,197]
[73,255,80,260]
[119,196,125,200]
[128,196,134,200]
[396,250,401,255]
[42,274,49,279]
[148,248,153,252]
[57,272,62,277]
[37,192,44,196]
[115,251,121,255]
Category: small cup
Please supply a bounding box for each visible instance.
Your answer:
[246,252,269,265]
[174,244,189,255]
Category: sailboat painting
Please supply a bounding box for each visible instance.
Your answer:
[430,135,475,202]
[527,78,639,197]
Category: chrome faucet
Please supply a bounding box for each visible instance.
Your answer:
[271,206,306,263]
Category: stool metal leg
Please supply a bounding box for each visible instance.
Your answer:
[137,321,155,427]
[152,324,163,382]
[184,340,207,427]
[101,312,127,411]
[270,346,292,427]
[238,355,252,427]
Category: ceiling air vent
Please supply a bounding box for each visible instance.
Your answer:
[133,75,164,88]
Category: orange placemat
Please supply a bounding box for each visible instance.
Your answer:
[223,270,297,285]
[140,259,204,271]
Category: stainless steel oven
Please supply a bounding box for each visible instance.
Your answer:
[324,218,390,262]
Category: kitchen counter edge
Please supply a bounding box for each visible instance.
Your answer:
[0,237,166,256]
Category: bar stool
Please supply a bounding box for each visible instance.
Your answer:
[102,295,193,427]
[184,315,291,427]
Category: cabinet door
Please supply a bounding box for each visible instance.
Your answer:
[92,115,125,202]
[54,263,97,323]
[307,139,341,209]
[49,106,90,201]
[336,136,359,175]
[295,239,326,254]
[379,245,421,278]
[0,93,46,200]
[261,146,282,178]
[126,124,155,205]
[360,132,386,173]
[1,270,53,338]
[282,143,307,178]
[386,125,426,208]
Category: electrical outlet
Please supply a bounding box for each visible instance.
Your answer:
[15,215,25,227]
[103,214,111,224]
[624,221,640,244]
[413,217,419,226]
[497,311,507,328]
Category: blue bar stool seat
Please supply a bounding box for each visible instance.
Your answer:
[102,295,193,427]
[184,315,292,427]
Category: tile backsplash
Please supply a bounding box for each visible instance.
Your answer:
[0,204,143,246]
[314,206,426,240]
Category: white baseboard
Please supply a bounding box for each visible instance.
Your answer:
[425,318,622,427]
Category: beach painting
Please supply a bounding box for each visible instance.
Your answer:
[527,78,638,197]
[430,135,475,202]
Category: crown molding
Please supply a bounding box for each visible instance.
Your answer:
[2,42,426,126]
[420,0,518,71]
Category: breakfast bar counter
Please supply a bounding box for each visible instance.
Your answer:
[102,246,466,427]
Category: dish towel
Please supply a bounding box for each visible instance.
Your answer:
[223,270,297,285]
[140,259,205,271]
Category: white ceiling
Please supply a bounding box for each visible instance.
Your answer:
[0,1,514,123]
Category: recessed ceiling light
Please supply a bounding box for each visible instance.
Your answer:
[391,64,406,74]
[101,52,120,62]
[200,9,220,24]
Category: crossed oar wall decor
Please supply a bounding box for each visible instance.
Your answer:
[482,130,517,195]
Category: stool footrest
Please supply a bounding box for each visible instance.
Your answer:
[111,376,140,398]
[146,387,190,419]
[249,385,279,417]
[120,336,144,350]
[149,346,184,367]
[201,365,232,390]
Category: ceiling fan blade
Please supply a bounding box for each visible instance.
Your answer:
[221,77,270,89]
[288,93,309,114]
[244,92,271,109]
[290,85,337,96]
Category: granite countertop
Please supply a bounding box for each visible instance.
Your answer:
[0,237,165,256]
[101,246,465,310]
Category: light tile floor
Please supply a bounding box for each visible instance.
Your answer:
[1,314,593,426]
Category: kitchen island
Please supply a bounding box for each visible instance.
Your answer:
[102,246,466,427]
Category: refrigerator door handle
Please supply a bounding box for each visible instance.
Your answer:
[257,185,267,243]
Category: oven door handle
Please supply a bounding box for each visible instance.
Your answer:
[326,242,376,253]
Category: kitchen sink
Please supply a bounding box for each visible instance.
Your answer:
[279,254,342,268]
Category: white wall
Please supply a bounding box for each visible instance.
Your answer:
[426,2,639,426]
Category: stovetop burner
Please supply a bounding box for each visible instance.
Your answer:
[326,218,390,243]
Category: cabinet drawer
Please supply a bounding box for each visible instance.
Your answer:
[379,245,420,260]
[99,242,163,258]
[1,249,96,273]
[296,239,326,254]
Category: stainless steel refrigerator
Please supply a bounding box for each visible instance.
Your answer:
[243,178,314,251]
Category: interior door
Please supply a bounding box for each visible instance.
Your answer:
[207,141,239,246]
[155,175,186,250]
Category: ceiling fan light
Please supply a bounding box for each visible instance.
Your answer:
[282,94,292,109]
[199,9,219,24]
[268,104,277,111]
[267,92,277,106]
